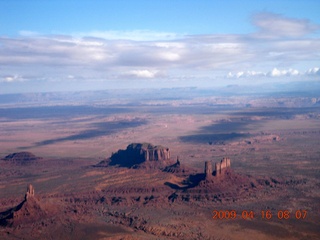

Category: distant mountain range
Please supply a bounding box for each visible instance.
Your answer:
[0,81,319,106]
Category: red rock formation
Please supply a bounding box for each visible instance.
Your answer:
[204,161,213,179]
[163,157,195,176]
[214,157,231,176]
[106,143,171,168]
[2,152,41,162]
[25,184,35,201]
[130,143,170,161]
[0,184,47,227]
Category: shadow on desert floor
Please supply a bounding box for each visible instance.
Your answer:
[20,119,147,149]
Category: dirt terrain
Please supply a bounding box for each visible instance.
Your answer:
[0,96,319,239]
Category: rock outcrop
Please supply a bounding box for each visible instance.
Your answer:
[163,158,181,173]
[214,157,231,176]
[203,158,231,179]
[2,152,41,162]
[163,157,195,176]
[204,161,213,180]
[0,184,46,227]
[102,143,171,168]
[128,143,170,161]
[25,184,35,200]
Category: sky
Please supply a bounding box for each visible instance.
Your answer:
[0,0,320,93]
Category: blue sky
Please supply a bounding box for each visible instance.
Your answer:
[0,0,319,93]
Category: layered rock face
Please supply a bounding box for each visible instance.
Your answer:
[128,143,170,161]
[107,143,171,167]
[215,157,231,176]
[204,158,231,179]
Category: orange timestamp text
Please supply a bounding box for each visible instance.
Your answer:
[212,209,307,220]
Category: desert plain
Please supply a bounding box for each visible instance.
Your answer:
[0,89,319,239]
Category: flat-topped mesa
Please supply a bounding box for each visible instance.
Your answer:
[121,143,170,162]
[132,143,170,161]
[214,157,231,177]
[25,184,35,201]
[3,152,40,162]
[107,143,171,168]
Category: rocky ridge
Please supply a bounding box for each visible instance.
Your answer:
[2,152,41,162]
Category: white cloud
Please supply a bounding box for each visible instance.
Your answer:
[268,68,286,77]
[158,52,181,61]
[125,70,160,79]
[227,70,266,78]
[73,30,181,41]
[267,68,300,77]
[0,12,319,91]
[252,12,320,38]
[227,67,320,79]
[4,76,15,82]
[306,67,320,75]
[1,75,23,82]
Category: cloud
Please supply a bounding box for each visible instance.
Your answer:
[124,70,161,79]
[1,75,23,82]
[306,67,320,75]
[227,67,320,79]
[74,30,181,41]
[267,68,299,77]
[0,12,319,91]
[227,70,266,78]
[252,12,320,38]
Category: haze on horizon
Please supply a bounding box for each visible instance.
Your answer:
[0,0,319,94]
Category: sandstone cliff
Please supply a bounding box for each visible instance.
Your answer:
[102,143,171,168]
[127,143,170,161]
[214,157,231,176]
[204,157,231,180]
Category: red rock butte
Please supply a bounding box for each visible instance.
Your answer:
[0,184,47,227]
[103,142,171,168]
[127,143,170,161]
[204,157,231,179]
